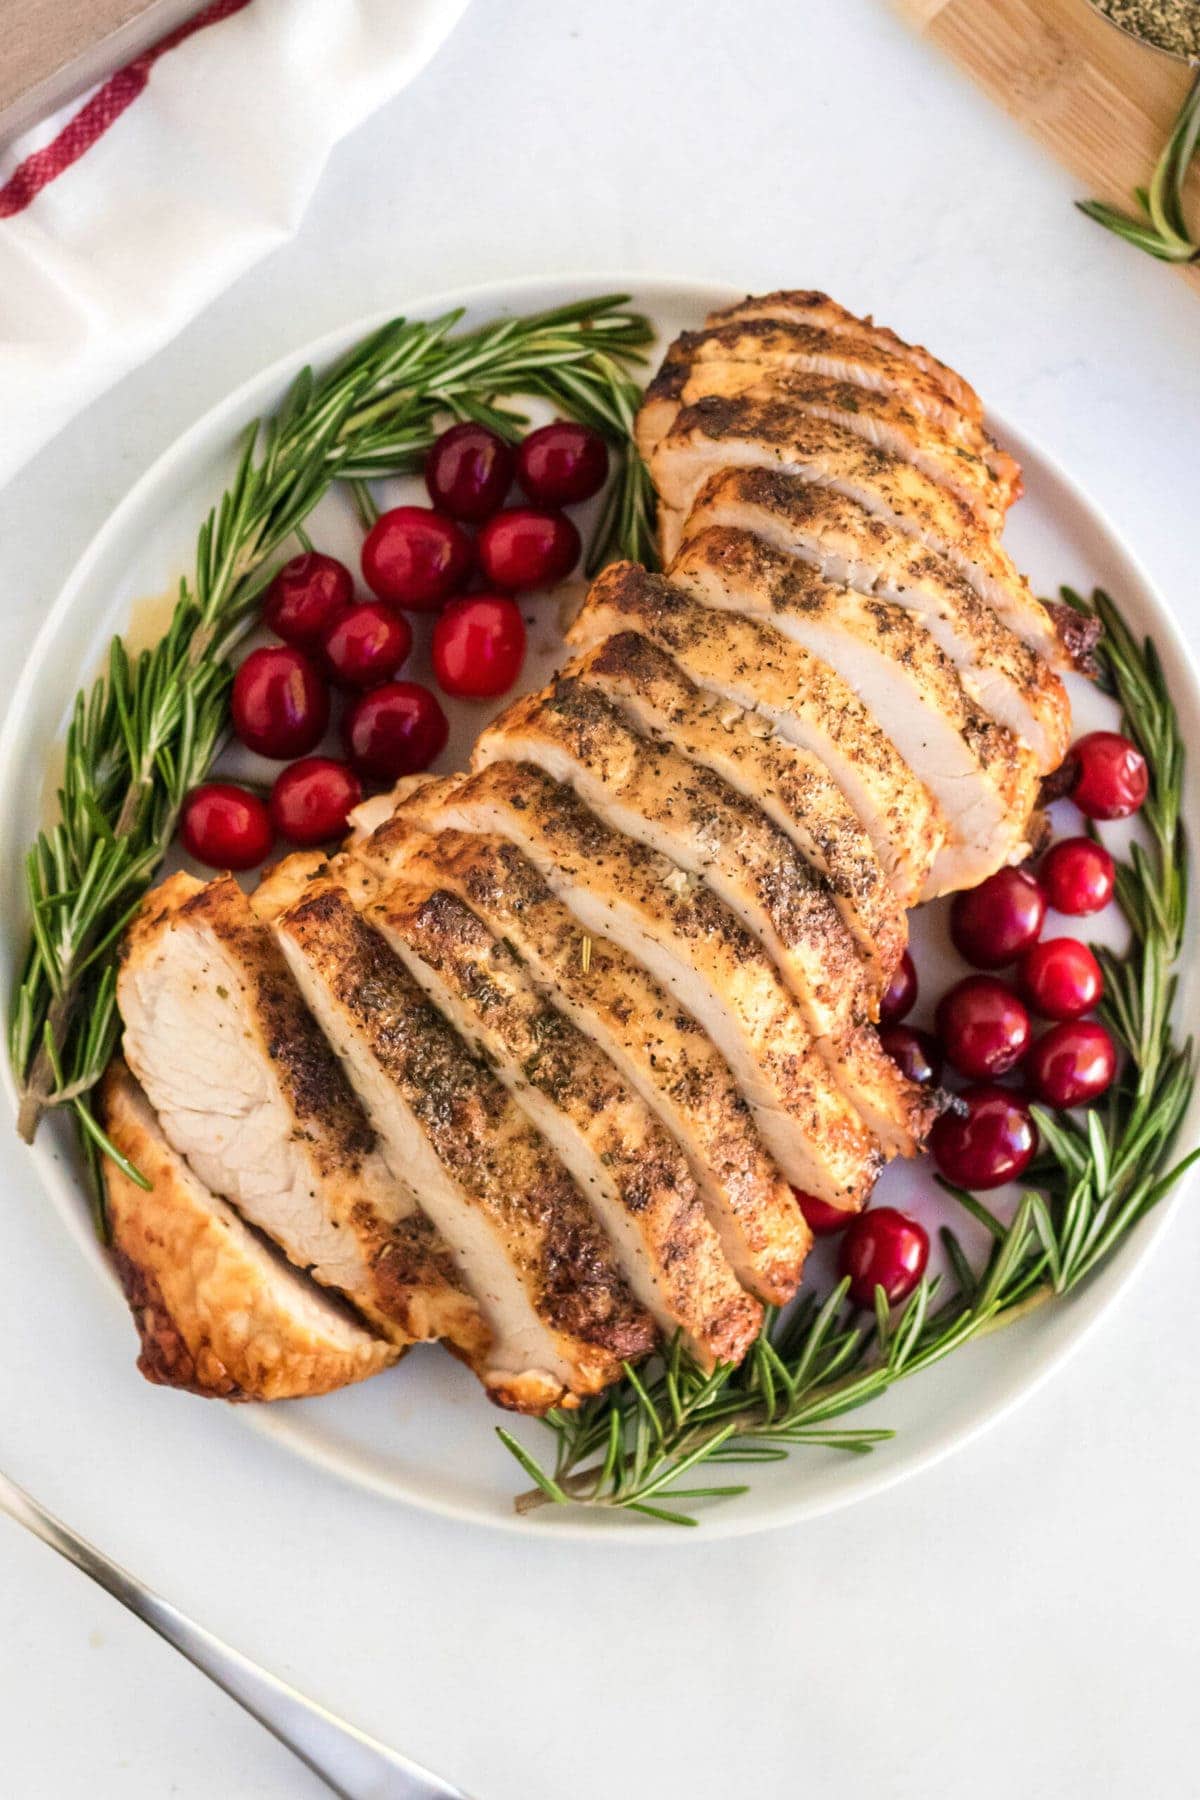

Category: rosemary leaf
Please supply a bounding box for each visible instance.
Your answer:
[503,586,1195,1526]
[1079,70,1200,265]
[10,296,656,1206]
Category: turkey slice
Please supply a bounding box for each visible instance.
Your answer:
[102,1059,397,1401]
[473,675,874,1035]
[354,817,810,1305]
[117,872,485,1357]
[706,289,985,424]
[670,526,1043,895]
[274,875,656,1412]
[642,362,1006,528]
[636,317,1019,497]
[563,628,905,986]
[368,874,763,1367]
[679,468,1070,771]
[652,395,1064,667]
[566,562,945,906]
[393,763,901,1189]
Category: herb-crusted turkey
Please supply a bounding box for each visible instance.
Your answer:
[354,816,811,1306]
[108,286,1069,1432]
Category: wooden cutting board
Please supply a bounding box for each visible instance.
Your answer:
[0,1,203,147]
[895,0,1200,292]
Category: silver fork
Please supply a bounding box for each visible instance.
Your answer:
[0,1467,475,1800]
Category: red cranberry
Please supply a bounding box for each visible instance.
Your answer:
[1070,731,1148,820]
[321,601,412,689]
[1019,938,1103,1021]
[879,950,917,1024]
[262,551,353,648]
[425,422,514,521]
[432,594,526,699]
[362,506,473,611]
[950,866,1046,969]
[269,757,362,847]
[516,422,609,507]
[935,975,1031,1079]
[180,783,272,871]
[930,1085,1038,1190]
[1040,836,1116,916]
[838,1207,930,1308]
[231,646,329,759]
[342,681,448,780]
[879,1025,943,1087]
[1026,1020,1117,1109]
[793,1189,852,1236]
[477,506,580,590]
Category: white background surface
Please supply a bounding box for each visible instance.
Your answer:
[2,2,1199,1795]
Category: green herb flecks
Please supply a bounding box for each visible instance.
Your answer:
[503,586,1195,1524]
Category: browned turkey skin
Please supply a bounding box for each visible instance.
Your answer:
[107,289,1067,1415]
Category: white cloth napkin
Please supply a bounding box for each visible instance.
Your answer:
[0,0,470,488]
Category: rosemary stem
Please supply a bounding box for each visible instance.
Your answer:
[504,586,1194,1525]
[10,296,655,1186]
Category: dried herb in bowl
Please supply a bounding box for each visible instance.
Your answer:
[1089,0,1200,59]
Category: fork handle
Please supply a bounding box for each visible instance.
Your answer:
[0,1470,472,1800]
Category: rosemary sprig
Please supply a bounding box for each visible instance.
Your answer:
[506,585,1196,1524]
[1078,67,1200,263]
[10,296,656,1205]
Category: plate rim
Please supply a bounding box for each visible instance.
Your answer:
[3,270,1197,1543]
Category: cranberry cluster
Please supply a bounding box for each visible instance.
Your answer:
[793,727,1147,1311]
[179,419,608,869]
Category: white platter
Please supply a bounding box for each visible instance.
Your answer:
[2,274,1197,1541]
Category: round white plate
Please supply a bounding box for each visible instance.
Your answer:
[3,274,1197,1541]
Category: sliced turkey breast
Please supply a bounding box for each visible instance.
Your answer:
[368,876,762,1367]
[468,681,930,1152]
[102,1060,397,1400]
[636,318,1020,496]
[393,763,890,1199]
[670,527,1043,894]
[641,364,1006,529]
[679,469,1070,772]
[652,396,1064,667]
[274,876,656,1412]
[565,562,945,906]
[117,872,486,1358]
[467,680,928,1144]
[706,289,986,425]
[355,816,809,1305]
[566,630,905,986]
[472,676,874,1035]
[252,848,361,917]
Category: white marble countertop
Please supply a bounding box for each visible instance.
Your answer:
[2,2,1199,1795]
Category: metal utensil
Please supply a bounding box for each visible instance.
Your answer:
[0,1467,474,1800]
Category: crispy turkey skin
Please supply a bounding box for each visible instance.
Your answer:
[102,1061,397,1400]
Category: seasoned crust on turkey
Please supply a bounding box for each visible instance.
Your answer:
[355,817,810,1305]
[368,874,763,1368]
[118,872,485,1356]
[669,526,1043,895]
[637,316,1020,499]
[641,362,1008,529]
[274,877,658,1412]
[102,1060,397,1400]
[567,561,945,906]
[677,468,1070,771]
[705,290,986,423]
[652,396,1063,666]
